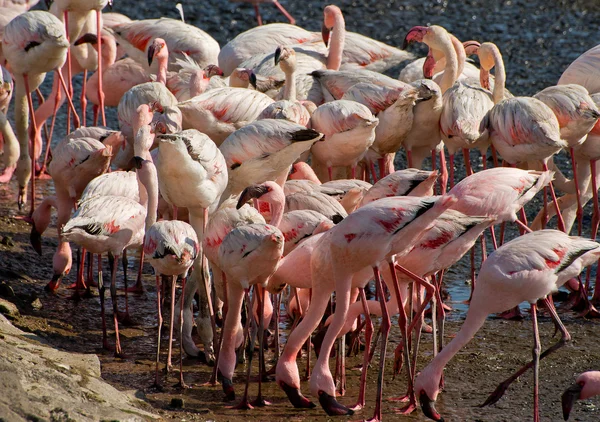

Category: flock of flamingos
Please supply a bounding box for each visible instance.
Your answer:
[3,0,600,420]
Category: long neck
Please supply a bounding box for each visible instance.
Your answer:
[450,35,466,79]
[437,34,458,93]
[326,13,345,70]
[491,48,506,104]
[137,160,159,228]
[156,52,168,85]
[103,37,118,69]
[270,199,284,228]
[283,65,297,101]
[426,305,488,382]
[189,70,207,98]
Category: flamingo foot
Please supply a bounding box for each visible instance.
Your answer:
[318,391,354,416]
[388,394,410,403]
[250,396,271,407]
[36,171,52,180]
[393,401,418,415]
[175,381,190,390]
[421,321,433,334]
[280,382,316,408]
[229,397,253,410]
[497,306,523,321]
[0,165,16,183]
[349,402,364,411]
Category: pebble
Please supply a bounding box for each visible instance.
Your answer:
[0,298,19,319]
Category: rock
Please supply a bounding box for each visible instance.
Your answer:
[0,236,14,247]
[0,314,159,421]
[0,298,19,319]
[30,298,42,311]
[0,282,15,297]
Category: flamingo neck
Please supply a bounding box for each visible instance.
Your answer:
[189,70,208,98]
[490,48,506,104]
[436,34,458,93]
[156,54,168,85]
[103,36,118,70]
[425,304,488,387]
[137,159,159,228]
[450,35,466,79]
[270,199,284,228]
[326,13,345,70]
[283,66,297,101]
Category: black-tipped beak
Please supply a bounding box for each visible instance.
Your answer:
[74,33,98,46]
[45,273,62,292]
[221,377,236,401]
[236,185,269,209]
[30,226,42,256]
[403,26,428,50]
[249,71,257,89]
[131,156,144,170]
[279,381,316,408]
[420,391,444,421]
[561,383,583,421]
[274,46,282,65]
[318,391,353,416]
[321,23,331,48]
[147,44,156,67]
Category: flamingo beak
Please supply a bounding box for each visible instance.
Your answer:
[423,51,436,79]
[279,381,316,408]
[221,376,236,401]
[561,383,583,420]
[249,71,258,89]
[45,273,62,292]
[403,26,428,49]
[317,391,354,416]
[30,225,42,256]
[274,46,282,65]
[147,43,157,66]
[420,391,444,421]
[321,23,331,48]
[236,185,269,209]
[74,33,98,46]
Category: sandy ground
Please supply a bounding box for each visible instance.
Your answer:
[2,0,600,421]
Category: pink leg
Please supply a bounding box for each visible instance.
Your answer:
[438,149,448,194]
[377,157,386,180]
[253,4,263,25]
[462,148,473,176]
[81,70,87,127]
[328,166,333,182]
[250,286,271,407]
[273,0,296,24]
[98,255,111,351]
[407,149,413,168]
[449,153,455,189]
[152,274,163,388]
[23,74,38,217]
[531,302,541,422]
[55,68,81,130]
[542,162,566,232]
[570,148,583,235]
[96,10,106,126]
[491,144,499,167]
[369,161,378,183]
[349,288,373,411]
[110,254,124,357]
[166,276,176,371]
[177,276,188,388]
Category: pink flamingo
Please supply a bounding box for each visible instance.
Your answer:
[562,371,600,420]
[2,11,77,214]
[559,44,600,95]
[414,230,600,422]
[275,194,457,420]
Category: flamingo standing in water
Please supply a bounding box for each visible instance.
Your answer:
[2,11,77,214]
[414,230,600,422]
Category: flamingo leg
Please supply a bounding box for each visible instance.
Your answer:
[64,11,72,133]
[153,274,163,388]
[590,160,600,305]
[55,68,81,130]
[407,149,413,168]
[209,271,227,386]
[449,153,455,189]
[542,161,566,232]
[126,247,145,293]
[23,74,38,217]
[490,144,499,167]
[377,157,386,180]
[481,296,570,408]
[349,288,373,411]
[253,4,263,26]
[110,254,124,357]
[334,335,346,396]
[462,148,473,176]
[272,0,296,24]
[250,286,271,407]
[303,288,313,381]
[81,70,87,127]
[166,275,176,371]
[230,288,256,409]
[177,276,188,388]
[202,207,218,363]
[369,161,378,183]
[531,302,541,422]
[569,148,583,235]
[437,149,448,194]
[366,266,391,422]
[96,10,106,126]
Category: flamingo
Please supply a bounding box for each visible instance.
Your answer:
[156,129,228,363]
[309,99,378,181]
[562,371,600,420]
[2,11,76,213]
[275,193,457,419]
[359,168,438,206]
[558,44,600,95]
[284,190,348,221]
[112,18,220,72]
[230,0,295,26]
[414,230,600,422]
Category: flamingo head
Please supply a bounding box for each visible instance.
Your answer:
[147,38,167,66]
[562,372,600,420]
[274,46,296,73]
[463,40,481,57]
[322,5,342,47]
[45,242,72,292]
[403,26,429,49]
[204,64,224,77]
[236,181,284,210]
[74,33,98,47]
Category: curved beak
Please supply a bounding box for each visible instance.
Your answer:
[147,43,156,67]
[317,391,353,416]
[274,46,282,65]
[420,391,444,421]
[236,185,269,209]
[423,51,436,79]
[403,25,428,49]
[249,71,257,89]
[321,23,331,47]
[30,225,42,256]
[74,33,98,46]
[45,273,62,292]
[279,381,316,408]
[561,383,583,421]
